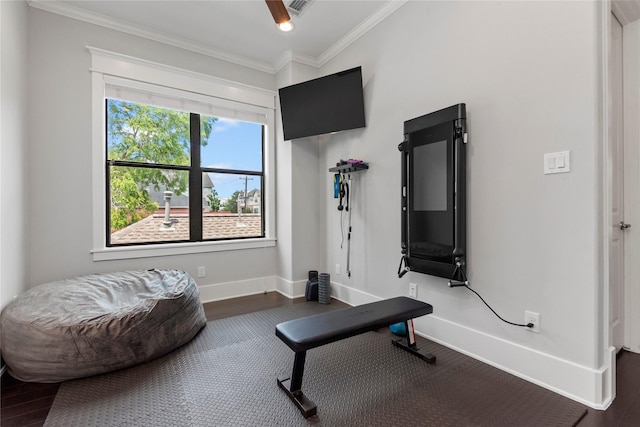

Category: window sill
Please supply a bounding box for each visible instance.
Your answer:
[91,238,276,261]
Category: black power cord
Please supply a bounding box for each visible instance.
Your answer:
[449,263,533,329]
[461,284,534,329]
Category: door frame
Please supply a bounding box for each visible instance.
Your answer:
[602,0,640,409]
[610,1,640,355]
[618,6,640,356]
[609,11,625,353]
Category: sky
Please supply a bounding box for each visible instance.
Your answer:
[202,117,263,199]
[107,100,263,200]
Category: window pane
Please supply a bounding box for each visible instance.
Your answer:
[201,116,263,172]
[107,99,190,166]
[109,166,190,245]
[203,174,262,240]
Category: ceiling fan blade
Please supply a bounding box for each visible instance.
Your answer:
[265,0,291,24]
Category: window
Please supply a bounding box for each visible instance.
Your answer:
[106,99,264,246]
[90,47,276,260]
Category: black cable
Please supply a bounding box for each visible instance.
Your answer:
[461,284,533,328]
[449,264,532,329]
[340,208,344,249]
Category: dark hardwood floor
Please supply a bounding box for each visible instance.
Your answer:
[1,292,638,426]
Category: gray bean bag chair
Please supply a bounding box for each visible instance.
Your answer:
[1,269,206,382]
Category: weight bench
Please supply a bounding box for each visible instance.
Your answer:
[275,296,435,417]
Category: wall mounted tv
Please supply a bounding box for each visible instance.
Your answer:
[278,66,366,140]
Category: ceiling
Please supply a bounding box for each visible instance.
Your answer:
[28,0,406,74]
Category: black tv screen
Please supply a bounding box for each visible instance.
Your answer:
[278,66,366,140]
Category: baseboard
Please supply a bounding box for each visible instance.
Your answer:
[198,275,310,302]
[197,276,277,303]
[200,276,385,304]
[196,276,610,409]
[412,313,613,410]
[272,277,376,305]
[329,280,611,410]
[330,281,381,306]
[274,276,307,298]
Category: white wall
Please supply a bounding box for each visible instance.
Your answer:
[1,0,29,309]
[319,1,607,407]
[25,9,279,298]
[275,61,321,294]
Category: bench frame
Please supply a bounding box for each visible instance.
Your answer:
[275,297,436,418]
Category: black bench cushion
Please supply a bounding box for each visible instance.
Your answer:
[276,297,433,352]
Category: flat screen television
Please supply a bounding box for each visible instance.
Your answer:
[278,66,366,140]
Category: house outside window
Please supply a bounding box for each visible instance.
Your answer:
[90,47,276,261]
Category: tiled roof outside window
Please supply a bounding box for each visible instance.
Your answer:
[110,213,262,245]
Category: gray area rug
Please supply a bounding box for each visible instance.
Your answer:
[45,302,587,426]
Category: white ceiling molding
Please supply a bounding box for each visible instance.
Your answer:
[27,0,277,74]
[27,0,405,76]
[274,1,407,73]
[274,50,320,74]
[317,0,407,67]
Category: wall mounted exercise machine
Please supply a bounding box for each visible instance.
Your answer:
[398,104,467,283]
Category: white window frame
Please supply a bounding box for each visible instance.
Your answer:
[89,47,276,261]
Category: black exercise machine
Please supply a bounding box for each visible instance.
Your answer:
[275,296,435,417]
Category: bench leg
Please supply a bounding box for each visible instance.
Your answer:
[290,350,306,391]
[277,351,317,418]
[391,319,436,364]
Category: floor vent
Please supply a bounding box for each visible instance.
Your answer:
[287,0,313,17]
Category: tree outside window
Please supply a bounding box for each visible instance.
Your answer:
[106,99,264,245]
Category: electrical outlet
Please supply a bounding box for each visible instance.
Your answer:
[197,266,206,278]
[409,283,417,299]
[335,264,341,275]
[525,310,540,333]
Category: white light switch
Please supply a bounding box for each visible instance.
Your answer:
[546,156,556,170]
[544,151,570,175]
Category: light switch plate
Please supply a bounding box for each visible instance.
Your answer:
[544,151,571,174]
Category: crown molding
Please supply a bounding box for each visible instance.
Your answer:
[612,0,640,26]
[28,0,406,75]
[317,0,407,67]
[274,50,320,74]
[27,0,277,74]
